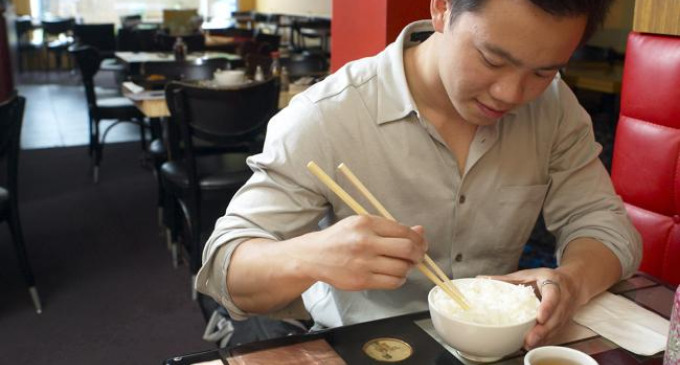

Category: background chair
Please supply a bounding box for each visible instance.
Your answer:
[15,16,41,73]
[69,45,146,182]
[140,58,232,243]
[161,78,279,296]
[610,32,680,285]
[41,17,75,72]
[282,53,329,80]
[0,93,42,313]
[73,23,116,59]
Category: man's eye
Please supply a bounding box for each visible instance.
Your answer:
[534,70,556,79]
[481,55,502,68]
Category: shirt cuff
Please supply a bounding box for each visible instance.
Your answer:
[555,230,640,280]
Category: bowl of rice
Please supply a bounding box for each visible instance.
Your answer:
[428,278,540,362]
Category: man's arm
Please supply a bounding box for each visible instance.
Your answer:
[226,217,428,315]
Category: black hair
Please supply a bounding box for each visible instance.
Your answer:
[447,0,615,43]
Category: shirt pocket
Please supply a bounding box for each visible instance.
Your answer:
[492,184,550,252]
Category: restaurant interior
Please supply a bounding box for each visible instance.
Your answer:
[0,0,678,364]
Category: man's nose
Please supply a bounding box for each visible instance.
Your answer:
[490,73,525,106]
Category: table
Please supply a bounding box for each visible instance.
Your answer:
[115,52,244,77]
[122,83,298,118]
[163,273,674,364]
[561,61,624,95]
[115,51,241,65]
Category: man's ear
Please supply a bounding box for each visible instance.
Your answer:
[431,0,449,33]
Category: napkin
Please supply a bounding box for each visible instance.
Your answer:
[573,291,669,356]
[122,81,144,94]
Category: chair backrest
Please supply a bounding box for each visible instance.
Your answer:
[116,27,158,52]
[282,53,329,80]
[168,78,278,149]
[42,18,75,37]
[120,14,142,30]
[15,16,34,40]
[69,45,101,110]
[73,24,116,54]
[0,94,25,196]
[611,32,680,285]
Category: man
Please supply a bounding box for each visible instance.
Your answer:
[197,0,641,349]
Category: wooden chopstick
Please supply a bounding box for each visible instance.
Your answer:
[336,163,470,309]
[307,161,470,310]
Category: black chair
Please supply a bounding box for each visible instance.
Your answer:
[282,53,329,80]
[116,26,159,52]
[15,16,41,73]
[69,45,146,182]
[73,23,116,58]
[140,58,232,237]
[41,17,76,71]
[291,18,331,56]
[0,93,42,314]
[161,78,278,296]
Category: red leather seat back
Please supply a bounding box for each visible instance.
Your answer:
[611,32,680,285]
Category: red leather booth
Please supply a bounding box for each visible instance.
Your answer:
[611,32,680,285]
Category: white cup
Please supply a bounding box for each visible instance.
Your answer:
[214,69,245,86]
[524,346,597,365]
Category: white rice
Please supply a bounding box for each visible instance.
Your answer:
[432,278,539,326]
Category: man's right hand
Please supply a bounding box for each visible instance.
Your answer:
[294,215,428,291]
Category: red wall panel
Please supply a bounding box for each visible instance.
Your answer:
[331,0,430,72]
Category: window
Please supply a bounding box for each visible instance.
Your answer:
[31,0,238,25]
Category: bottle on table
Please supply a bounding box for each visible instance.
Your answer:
[254,65,264,82]
[173,37,187,61]
[270,51,281,78]
[280,66,290,92]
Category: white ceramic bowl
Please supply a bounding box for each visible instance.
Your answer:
[428,278,539,362]
[524,346,597,364]
[213,69,245,86]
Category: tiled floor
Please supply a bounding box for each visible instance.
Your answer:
[17,70,143,150]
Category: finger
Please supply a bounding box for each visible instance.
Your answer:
[372,236,426,264]
[537,282,561,323]
[365,273,407,290]
[370,256,413,278]
[525,324,549,349]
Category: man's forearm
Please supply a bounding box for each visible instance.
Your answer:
[227,236,316,314]
[557,237,622,305]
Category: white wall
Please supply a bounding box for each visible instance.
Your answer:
[255,0,331,18]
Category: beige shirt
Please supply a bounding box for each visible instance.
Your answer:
[196,21,642,328]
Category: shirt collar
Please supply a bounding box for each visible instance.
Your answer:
[376,20,434,125]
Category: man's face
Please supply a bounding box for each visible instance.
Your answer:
[433,0,587,126]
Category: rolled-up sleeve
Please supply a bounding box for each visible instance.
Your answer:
[543,83,642,279]
[195,94,333,320]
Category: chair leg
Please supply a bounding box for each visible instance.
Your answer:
[93,120,102,183]
[7,211,43,314]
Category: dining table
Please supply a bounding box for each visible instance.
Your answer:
[115,51,244,77]
[121,82,298,119]
[162,272,675,364]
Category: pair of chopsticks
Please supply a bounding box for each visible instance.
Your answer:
[306,161,470,310]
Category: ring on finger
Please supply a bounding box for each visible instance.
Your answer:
[540,279,560,293]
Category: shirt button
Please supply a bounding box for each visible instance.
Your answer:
[455,253,463,262]
[459,195,466,204]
